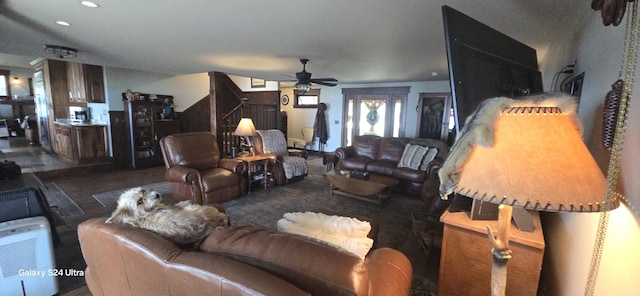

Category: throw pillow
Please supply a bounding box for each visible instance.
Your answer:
[420,147,439,171]
[398,143,428,170]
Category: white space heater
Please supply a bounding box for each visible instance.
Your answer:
[0,216,58,296]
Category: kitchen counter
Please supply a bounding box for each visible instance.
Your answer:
[54,118,108,126]
[53,120,109,163]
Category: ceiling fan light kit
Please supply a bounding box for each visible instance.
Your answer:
[295,82,311,94]
[43,44,78,59]
[293,58,338,94]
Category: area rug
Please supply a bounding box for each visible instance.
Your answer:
[54,230,87,294]
[41,182,85,217]
[91,182,172,207]
[221,174,421,250]
[57,167,438,294]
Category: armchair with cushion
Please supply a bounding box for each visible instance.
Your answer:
[251,129,308,185]
[159,132,247,204]
[288,127,315,151]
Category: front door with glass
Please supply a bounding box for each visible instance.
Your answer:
[342,87,408,146]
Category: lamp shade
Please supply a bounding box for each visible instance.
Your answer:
[234,118,257,137]
[441,97,618,213]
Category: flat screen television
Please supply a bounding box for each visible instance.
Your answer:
[442,5,544,135]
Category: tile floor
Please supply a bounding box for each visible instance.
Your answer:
[0,136,101,173]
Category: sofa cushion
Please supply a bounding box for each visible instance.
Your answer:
[391,167,426,183]
[200,226,370,296]
[353,136,381,160]
[398,143,429,170]
[338,157,370,171]
[366,161,398,176]
[377,138,407,162]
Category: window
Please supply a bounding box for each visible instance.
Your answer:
[293,88,320,108]
[0,70,11,100]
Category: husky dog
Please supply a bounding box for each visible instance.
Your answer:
[438,93,579,199]
[106,187,228,247]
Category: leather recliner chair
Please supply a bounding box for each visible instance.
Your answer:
[159,132,248,204]
[251,129,309,185]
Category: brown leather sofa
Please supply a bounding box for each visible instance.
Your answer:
[160,132,248,204]
[335,135,450,216]
[78,218,413,296]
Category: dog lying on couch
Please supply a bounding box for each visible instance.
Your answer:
[106,187,228,248]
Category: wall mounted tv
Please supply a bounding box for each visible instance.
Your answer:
[442,5,544,135]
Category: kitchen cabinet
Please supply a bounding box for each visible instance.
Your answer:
[124,98,180,169]
[66,62,86,103]
[54,121,108,163]
[83,64,105,103]
[66,62,105,103]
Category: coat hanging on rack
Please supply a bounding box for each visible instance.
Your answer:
[314,103,328,152]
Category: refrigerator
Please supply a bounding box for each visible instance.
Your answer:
[32,69,52,151]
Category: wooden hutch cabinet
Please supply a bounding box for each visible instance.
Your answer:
[124,97,179,169]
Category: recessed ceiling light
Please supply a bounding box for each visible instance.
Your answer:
[55,20,71,26]
[431,71,439,76]
[80,1,100,8]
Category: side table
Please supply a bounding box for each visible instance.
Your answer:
[438,210,545,296]
[235,154,273,193]
[322,152,338,172]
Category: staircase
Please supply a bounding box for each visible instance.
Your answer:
[209,71,282,157]
[221,101,244,156]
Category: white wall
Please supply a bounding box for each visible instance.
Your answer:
[280,80,451,152]
[104,67,210,112]
[539,6,640,296]
[101,67,211,156]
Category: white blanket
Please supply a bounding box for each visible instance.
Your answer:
[277,212,373,259]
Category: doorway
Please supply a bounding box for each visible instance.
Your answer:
[341,87,409,146]
[416,93,454,145]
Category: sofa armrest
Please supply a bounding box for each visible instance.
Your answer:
[425,157,444,176]
[365,248,413,296]
[165,165,201,184]
[335,146,355,159]
[219,158,248,174]
[421,158,451,216]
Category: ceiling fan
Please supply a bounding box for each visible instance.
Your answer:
[293,58,338,94]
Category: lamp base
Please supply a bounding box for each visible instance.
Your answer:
[237,151,250,157]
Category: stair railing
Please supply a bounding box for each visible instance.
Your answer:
[221,100,245,157]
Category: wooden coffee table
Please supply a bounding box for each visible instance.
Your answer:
[325,170,399,206]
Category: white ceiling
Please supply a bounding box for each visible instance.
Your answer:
[0,0,587,84]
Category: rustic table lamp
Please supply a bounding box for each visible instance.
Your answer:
[439,95,619,296]
[234,118,257,156]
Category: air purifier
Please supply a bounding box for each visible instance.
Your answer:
[0,216,58,296]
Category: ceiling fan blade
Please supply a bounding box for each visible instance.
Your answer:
[311,80,338,87]
[311,78,338,82]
